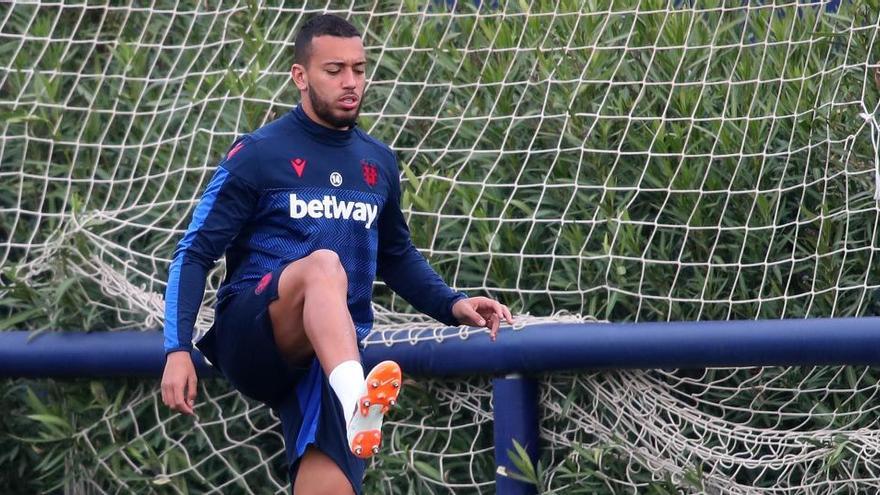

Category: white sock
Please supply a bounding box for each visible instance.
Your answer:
[328,360,365,423]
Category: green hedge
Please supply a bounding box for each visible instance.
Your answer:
[2,1,879,492]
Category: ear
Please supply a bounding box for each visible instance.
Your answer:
[291,63,308,91]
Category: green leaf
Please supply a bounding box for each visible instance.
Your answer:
[413,460,443,482]
[0,308,44,331]
[504,439,542,489]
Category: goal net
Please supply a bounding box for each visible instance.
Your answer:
[2,0,880,493]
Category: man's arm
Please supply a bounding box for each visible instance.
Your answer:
[161,137,260,415]
[376,159,513,339]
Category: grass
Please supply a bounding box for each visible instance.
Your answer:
[1,0,880,493]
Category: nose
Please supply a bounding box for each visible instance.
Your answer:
[341,68,357,89]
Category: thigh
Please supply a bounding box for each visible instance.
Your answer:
[294,447,355,495]
[269,249,355,366]
[268,257,314,366]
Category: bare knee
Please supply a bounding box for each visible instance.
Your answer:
[293,447,355,495]
[302,249,347,287]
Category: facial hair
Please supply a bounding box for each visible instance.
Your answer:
[308,84,360,129]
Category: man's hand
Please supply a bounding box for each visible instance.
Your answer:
[452,297,514,342]
[161,351,198,416]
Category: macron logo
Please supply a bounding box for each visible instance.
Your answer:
[290,194,378,229]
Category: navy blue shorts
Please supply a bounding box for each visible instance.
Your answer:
[195,264,365,493]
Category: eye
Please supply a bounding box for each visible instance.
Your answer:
[326,69,340,75]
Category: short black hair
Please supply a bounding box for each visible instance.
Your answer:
[294,15,362,66]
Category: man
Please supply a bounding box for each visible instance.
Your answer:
[160,14,513,495]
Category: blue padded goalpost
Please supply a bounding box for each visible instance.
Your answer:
[3,317,880,494]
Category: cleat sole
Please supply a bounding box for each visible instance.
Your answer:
[350,429,381,459]
[349,361,403,459]
[357,361,402,416]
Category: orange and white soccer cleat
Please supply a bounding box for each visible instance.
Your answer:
[348,360,402,459]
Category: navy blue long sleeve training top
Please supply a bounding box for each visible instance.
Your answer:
[164,105,466,354]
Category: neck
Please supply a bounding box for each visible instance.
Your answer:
[300,94,350,131]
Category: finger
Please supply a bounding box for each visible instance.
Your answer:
[179,383,194,415]
[489,314,500,341]
[169,382,183,413]
[501,305,514,324]
[186,373,198,408]
[163,384,174,409]
[493,305,504,323]
[166,382,179,412]
[172,382,193,416]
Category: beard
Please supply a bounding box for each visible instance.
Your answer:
[308,85,360,129]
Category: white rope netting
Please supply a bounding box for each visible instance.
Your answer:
[2,1,880,493]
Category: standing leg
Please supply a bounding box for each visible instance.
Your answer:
[293,447,355,495]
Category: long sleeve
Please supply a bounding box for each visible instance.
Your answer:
[163,138,260,354]
[376,163,467,326]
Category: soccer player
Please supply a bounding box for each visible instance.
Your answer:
[160,14,513,495]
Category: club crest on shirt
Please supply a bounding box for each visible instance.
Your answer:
[361,160,378,187]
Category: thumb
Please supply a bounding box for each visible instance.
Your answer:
[459,303,486,326]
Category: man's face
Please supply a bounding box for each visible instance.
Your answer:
[293,36,366,129]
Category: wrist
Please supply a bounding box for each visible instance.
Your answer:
[165,349,193,362]
[449,293,469,322]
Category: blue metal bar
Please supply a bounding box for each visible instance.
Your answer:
[364,316,880,376]
[0,331,216,378]
[493,375,539,495]
[2,317,880,378]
